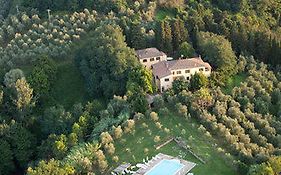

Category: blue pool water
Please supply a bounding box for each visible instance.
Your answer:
[145,159,184,175]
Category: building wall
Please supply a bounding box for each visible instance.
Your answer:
[140,55,167,69]
[157,66,211,93]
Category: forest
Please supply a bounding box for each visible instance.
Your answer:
[0,0,281,175]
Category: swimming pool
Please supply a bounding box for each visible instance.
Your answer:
[145,159,184,175]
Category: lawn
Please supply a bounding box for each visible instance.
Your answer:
[109,111,239,175]
[222,73,247,94]
[155,8,177,21]
[50,60,89,109]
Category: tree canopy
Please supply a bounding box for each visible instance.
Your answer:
[76,24,139,99]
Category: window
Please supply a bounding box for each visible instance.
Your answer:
[186,77,190,80]
[150,58,155,62]
[156,57,160,61]
[143,59,147,63]
[173,71,175,75]
[164,78,169,82]
[199,68,204,72]
[176,71,181,74]
[205,68,209,71]
[185,70,190,73]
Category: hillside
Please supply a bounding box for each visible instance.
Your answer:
[0,1,281,175]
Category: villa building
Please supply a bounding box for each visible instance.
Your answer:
[135,48,212,93]
[136,48,167,68]
[152,57,212,93]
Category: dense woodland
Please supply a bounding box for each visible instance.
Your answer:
[0,0,281,175]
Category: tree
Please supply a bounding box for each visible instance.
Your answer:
[197,32,237,83]
[27,159,75,175]
[8,122,36,169]
[189,72,209,91]
[178,42,196,58]
[4,69,25,88]
[172,77,188,94]
[156,20,173,54]
[192,88,213,109]
[247,163,274,175]
[0,88,3,107]
[40,106,74,136]
[100,132,113,145]
[113,126,123,139]
[75,24,138,98]
[172,18,188,50]
[130,22,146,49]
[28,56,57,99]
[127,66,154,94]
[126,66,153,113]
[0,140,14,175]
[14,78,34,114]
[157,0,184,9]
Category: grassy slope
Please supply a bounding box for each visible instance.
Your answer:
[109,111,238,175]
[222,73,247,94]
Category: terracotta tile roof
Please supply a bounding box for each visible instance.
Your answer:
[152,57,211,79]
[136,48,166,59]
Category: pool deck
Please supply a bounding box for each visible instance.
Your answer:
[133,153,196,175]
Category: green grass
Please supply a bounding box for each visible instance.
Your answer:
[50,60,89,109]
[222,73,247,94]
[155,8,177,21]
[109,112,238,175]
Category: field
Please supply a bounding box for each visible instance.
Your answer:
[109,111,239,175]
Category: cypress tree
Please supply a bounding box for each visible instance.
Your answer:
[172,18,188,50]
